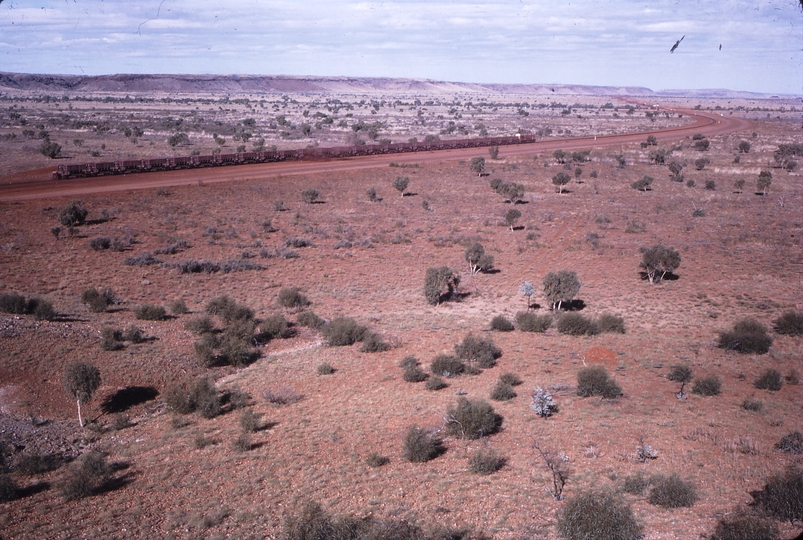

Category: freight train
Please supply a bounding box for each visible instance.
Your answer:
[52,134,536,180]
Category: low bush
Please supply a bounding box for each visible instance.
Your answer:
[399,356,419,370]
[360,331,390,353]
[773,310,803,335]
[256,313,290,341]
[558,313,600,336]
[430,354,465,378]
[648,473,698,508]
[365,452,389,467]
[742,398,763,412]
[749,467,803,522]
[454,334,502,368]
[233,432,252,452]
[754,369,782,391]
[135,304,166,321]
[100,327,124,351]
[169,299,189,315]
[122,325,144,343]
[775,431,803,454]
[403,366,428,383]
[239,409,261,432]
[530,387,558,418]
[317,363,335,375]
[164,384,195,415]
[577,366,622,398]
[425,376,447,391]
[621,472,650,495]
[322,317,368,346]
[515,311,552,333]
[185,316,215,335]
[490,315,514,332]
[711,508,779,540]
[192,378,221,418]
[403,426,443,463]
[0,474,18,502]
[445,397,502,439]
[557,489,642,540]
[14,453,60,475]
[468,448,506,475]
[263,387,303,406]
[60,451,111,500]
[718,318,772,354]
[692,375,722,396]
[598,313,626,334]
[499,372,523,386]
[0,293,56,320]
[58,201,88,226]
[296,310,325,329]
[300,188,319,204]
[490,381,516,401]
[206,295,254,323]
[278,287,310,308]
[81,287,116,312]
[89,237,111,251]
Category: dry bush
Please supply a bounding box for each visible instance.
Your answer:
[89,236,111,251]
[773,310,803,335]
[297,310,325,329]
[263,387,303,406]
[403,366,428,383]
[122,325,144,343]
[0,293,57,320]
[490,315,514,332]
[232,432,252,452]
[515,311,552,333]
[718,318,772,354]
[749,467,803,522]
[360,331,390,353]
[403,426,444,463]
[577,366,622,399]
[300,188,319,204]
[775,431,803,454]
[621,472,650,495]
[239,409,261,432]
[558,313,600,336]
[445,397,502,439]
[81,287,116,312]
[317,363,335,375]
[754,369,782,391]
[14,453,60,475]
[648,473,698,508]
[597,313,626,334]
[278,287,310,308]
[710,508,779,540]
[185,316,216,335]
[206,295,254,323]
[499,373,523,386]
[490,381,516,401]
[693,375,722,396]
[468,448,506,475]
[742,398,763,412]
[425,376,447,391]
[134,304,166,321]
[60,452,111,501]
[454,334,502,369]
[256,313,290,341]
[668,365,693,383]
[164,378,220,418]
[169,298,189,315]
[430,354,465,378]
[557,489,642,540]
[322,317,368,346]
[365,452,390,468]
[399,356,419,370]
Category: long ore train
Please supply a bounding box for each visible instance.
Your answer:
[52,134,535,180]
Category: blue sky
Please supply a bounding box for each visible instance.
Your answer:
[0,1,801,94]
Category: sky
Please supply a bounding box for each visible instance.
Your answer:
[0,1,801,95]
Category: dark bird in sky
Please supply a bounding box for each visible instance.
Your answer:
[719,44,722,50]
[670,35,685,53]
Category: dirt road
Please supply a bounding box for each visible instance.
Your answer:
[0,109,751,202]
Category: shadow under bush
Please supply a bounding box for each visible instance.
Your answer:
[749,467,803,522]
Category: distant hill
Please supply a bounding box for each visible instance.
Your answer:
[0,72,781,99]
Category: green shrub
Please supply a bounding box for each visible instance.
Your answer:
[490,381,516,401]
[122,325,144,343]
[445,397,502,439]
[100,327,124,351]
[754,369,782,391]
[425,375,447,391]
[169,299,189,315]
[278,287,310,308]
[499,372,523,386]
[515,311,552,332]
[403,366,428,383]
[0,474,18,502]
[468,449,506,475]
[648,473,698,508]
[775,431,803,454]
[577,366,622,398]
[360,331,390,353]
[135,304,166,321]
[365,452,389,467]
[164,384,195,414]
[206,295,254,322]
[749,467,803,522]
[399,355,419,370]
[89,236,111,250]
[430,354,465,378]
[454,334,501,368]
[423,266,459,305]
[239,409,261,432]
[711,508,779,540]
[185,316,216,335]
[558,313,600,336]
[317,363,335,375]
[60,452,111,500]
[0,292,29,314]
[282,501,433,540]
[598,313,626,334]
[300,188,319,204]
[742,398,763,412]
[256,313,289,341]
[297,310,325,329]
[81,287,116,312]
[490,315,514,332]
[194,333,220,367]
[718,318,772,354]
[668,365,693,383]
[322,317,368,346]
[233,432,252,452]
[621,472,650,495]
[191,378,221,418]
[58,201,88,226]
[403,426,443,462]
[30,298,56,321]
[557,489,642,540]
[773,310,803,335]
[219,323,259,366]
[692,375,722,396]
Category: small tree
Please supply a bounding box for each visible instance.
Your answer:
[64,363,101,427]
[631,176,653,192]
[639,245,681,284]
[552,172,571,193]
[520,281,535,310]
[553,149,566,164]
[39,138,62,159]
[392,176,409,197]
[534,441,570,500]
[464,242,493,274]
[757,170,772,195]
[738,140,751,153]
[470,156,485,176]
[542,270,581,310]
[424,266,459,305]
[505,208,521,231]
[668,161,684,182]
[694,157,710,170]
[488,146,499,159]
